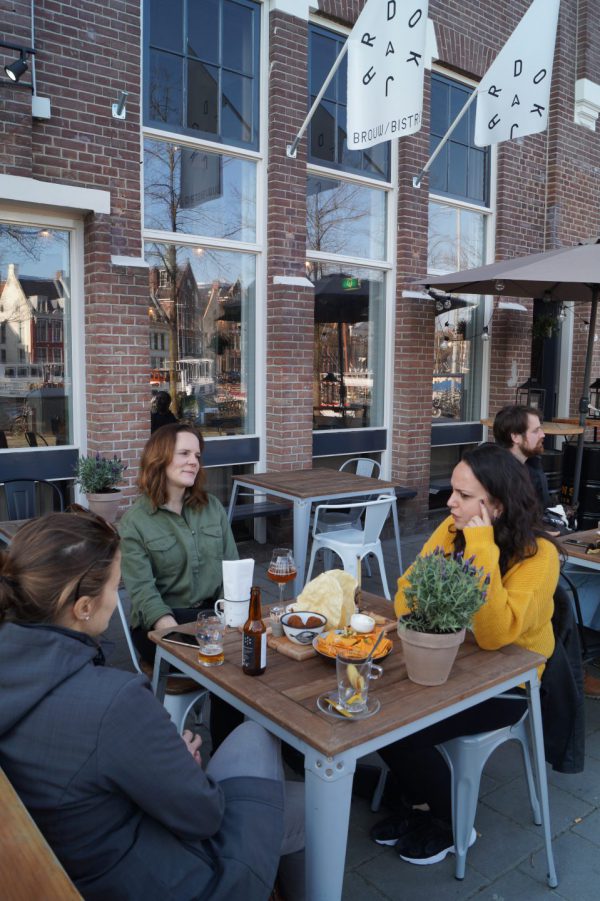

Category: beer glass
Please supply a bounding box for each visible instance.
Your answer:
[195,612,225,667]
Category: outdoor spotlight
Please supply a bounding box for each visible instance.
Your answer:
[495,280,505,293]
[440,338,450,350]
[481,326,490,342]
[558,305,567,322]
[4,50,28,82]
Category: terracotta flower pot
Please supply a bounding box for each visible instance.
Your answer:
[397,618,466,686]
[86,491,122,524]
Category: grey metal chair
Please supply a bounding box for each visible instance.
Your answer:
[2,479,64,520]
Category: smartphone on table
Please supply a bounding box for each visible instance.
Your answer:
[161,630,197,648]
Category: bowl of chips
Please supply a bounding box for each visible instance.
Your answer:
[290,569,357,630]
[281,610,327,645]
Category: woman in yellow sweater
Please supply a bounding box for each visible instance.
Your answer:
[371,443,559,865]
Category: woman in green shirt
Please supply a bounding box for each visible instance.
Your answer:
[119,423,239,665]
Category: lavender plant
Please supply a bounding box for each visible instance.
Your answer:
[402,548,489,633]
[74,453,127,494]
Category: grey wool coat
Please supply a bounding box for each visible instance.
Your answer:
[0,622,284,900]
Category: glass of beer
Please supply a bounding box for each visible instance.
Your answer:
[195,612,225,667]
[267,548,297,607]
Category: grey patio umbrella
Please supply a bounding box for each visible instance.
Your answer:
[424,238,600,506]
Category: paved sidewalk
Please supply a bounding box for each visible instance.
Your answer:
[106,516,600,900]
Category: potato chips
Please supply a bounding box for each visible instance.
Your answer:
[293,569,357,629]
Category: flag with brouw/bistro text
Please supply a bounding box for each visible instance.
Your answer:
[347,0,429,151]
[474,0,560,148]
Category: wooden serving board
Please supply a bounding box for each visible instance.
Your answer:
[267,612,398,661]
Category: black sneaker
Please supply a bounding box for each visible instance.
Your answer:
[370,809,429,846]
[396,819,476,865]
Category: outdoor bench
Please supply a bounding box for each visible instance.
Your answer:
[0,766,81,899]
[230,500,292,523]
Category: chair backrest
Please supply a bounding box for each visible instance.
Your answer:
[340,457,381,479]
[2,479,64,520]
[116,594,143,676]
[362,495,395,545]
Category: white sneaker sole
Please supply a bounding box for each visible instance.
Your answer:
[399,827,477,865]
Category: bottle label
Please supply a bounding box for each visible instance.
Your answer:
[242,632,267,670]
[259,632,266,668]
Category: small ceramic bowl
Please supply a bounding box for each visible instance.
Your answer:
[281,610,327,645]
[350,613,375,633]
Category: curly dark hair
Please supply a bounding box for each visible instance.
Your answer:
[451,443,555,575]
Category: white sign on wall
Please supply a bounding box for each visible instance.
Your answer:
[347,0,429,151]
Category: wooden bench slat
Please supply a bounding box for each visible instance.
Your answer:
[230,501,291,522]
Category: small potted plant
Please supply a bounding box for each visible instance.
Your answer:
[74,453,127,523]
[397,548,489,685]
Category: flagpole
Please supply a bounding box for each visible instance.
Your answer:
[286,42,349,159]
[412,88,478,188]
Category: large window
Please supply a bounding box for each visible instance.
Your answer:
[0,225,72,449]
[309,24,390,181]
[429,73,492,425]
[145,0,260,149]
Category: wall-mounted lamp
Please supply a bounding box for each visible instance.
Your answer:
[0,41,35,87]
[112,90,129,120]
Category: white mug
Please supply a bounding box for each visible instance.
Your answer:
[214,598,250,628]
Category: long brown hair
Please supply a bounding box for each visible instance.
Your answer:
[0,509,120,625]
[137,422,208,509]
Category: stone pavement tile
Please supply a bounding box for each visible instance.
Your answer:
[547,754,600,806]
[352,845,491,900]
[345,798,390,870]
[483,775,594,835]
[342,869,395,901]
[572,808,600,845]
[470,868,568,900]
[522,830,600,901]
[584,724,600,760]
[584,698,600,737]
[480,740,528,784]
[466,803,544,881]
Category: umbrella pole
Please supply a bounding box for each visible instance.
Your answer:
[572,285,599,508]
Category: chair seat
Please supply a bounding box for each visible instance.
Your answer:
[313,528,376,551]
[139,659,201,695]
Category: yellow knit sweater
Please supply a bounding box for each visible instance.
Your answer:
[395,517,558,670]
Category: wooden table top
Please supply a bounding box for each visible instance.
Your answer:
[150,594,543,758]
[481,418,584,435]
[231,468,397,499]
[558,528,600,563]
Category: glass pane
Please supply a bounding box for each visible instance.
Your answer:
[428,202,457,273]
[467,149,485,204]
[308,261,385,431]
[459,209,485,270]
[310,30,338,103]
[311,99,336,163]
[188,0,219,62]
[447,142,468,198]
[149,50,183,127]
[429,137,448,194]
[306,175,386,260]
[0,225,72,449]
[145,242,255,436]
[430,78,448,138]
[449,85,470,144]
[187,60,219,135]
[150,0,183,53]
[144,140,257,241]
[223,1,255,74]
[221,71,253,144]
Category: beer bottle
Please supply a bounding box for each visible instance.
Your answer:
[242,585,267,676]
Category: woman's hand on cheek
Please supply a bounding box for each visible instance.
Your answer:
[465,499,492,530]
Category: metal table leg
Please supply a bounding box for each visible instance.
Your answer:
[527,674,558,888]
[293,498,311,595]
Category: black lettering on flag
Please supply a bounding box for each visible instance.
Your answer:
[533,68,547,84]
[514,59,523,77]
[385,75,394,96]
[488,114,501,130]
[510,123,520,138]
[487,85,501,98]
[530,103,545,117]
[386,41,395,56]
[363,67,376,85]
[406,50,422,66]
[361,33,376,48]
[511,94,520,107]
[408,9,422,27]
[387,1,396,20]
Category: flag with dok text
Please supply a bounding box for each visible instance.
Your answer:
[347,1,429,151]
[474,0,560,147]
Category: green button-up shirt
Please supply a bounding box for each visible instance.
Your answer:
[119,494,239,630]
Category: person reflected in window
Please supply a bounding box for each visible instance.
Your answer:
[150,390,178,433]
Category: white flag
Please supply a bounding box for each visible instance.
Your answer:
[347,1,429,151]
[474,0,560,148]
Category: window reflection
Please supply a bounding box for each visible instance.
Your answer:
[144,139,256,242]
[308,262,384,431]
[145,243,255,437]
[0,225,72,449]
[307,175,386,260]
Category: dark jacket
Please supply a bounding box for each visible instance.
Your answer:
[525,456,551,510]
[0,623,283,900]
[540,584,586,773]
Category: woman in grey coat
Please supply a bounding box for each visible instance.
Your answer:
[0,510,304,900]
